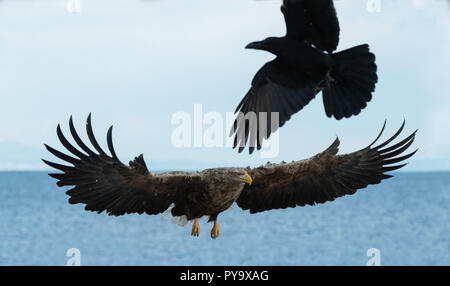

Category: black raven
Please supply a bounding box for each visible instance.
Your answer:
[231,0,378,153]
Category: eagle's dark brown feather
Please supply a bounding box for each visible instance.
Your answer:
[43,114,201,217]
[236,120,417,214]
[43,115,250,222]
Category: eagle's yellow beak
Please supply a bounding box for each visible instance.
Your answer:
[240,173,252,185]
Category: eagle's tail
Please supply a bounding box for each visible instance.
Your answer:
[321,44,378,120]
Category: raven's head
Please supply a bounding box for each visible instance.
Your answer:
[245,37,285,55]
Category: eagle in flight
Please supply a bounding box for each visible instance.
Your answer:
[44,115,416,239]
[231,0,378,153]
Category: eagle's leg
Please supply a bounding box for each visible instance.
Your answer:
[191,218,200,237]
[210,220,220,239]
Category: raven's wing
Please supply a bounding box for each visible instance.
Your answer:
[282,0,340,53]
[236,121,417,214]
[43,114,195,216]
[231,58,320,154]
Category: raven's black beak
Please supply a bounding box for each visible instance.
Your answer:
[245,41,264,50]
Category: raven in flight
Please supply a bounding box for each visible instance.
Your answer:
[43,115,415,239]
[231,0,378,153]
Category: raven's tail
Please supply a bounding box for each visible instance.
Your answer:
[321,44,378,120]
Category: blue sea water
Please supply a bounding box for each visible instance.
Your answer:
[0,171,448,266]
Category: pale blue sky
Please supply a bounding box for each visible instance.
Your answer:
[0,0,449,171]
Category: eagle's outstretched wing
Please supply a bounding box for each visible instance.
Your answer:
[230,58,319,154]
[236,121,417,214]
[281,0,340,53]
[43,114,192,216]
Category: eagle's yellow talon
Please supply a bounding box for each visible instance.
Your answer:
[210,220,220,239]
[191,219,200,237]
